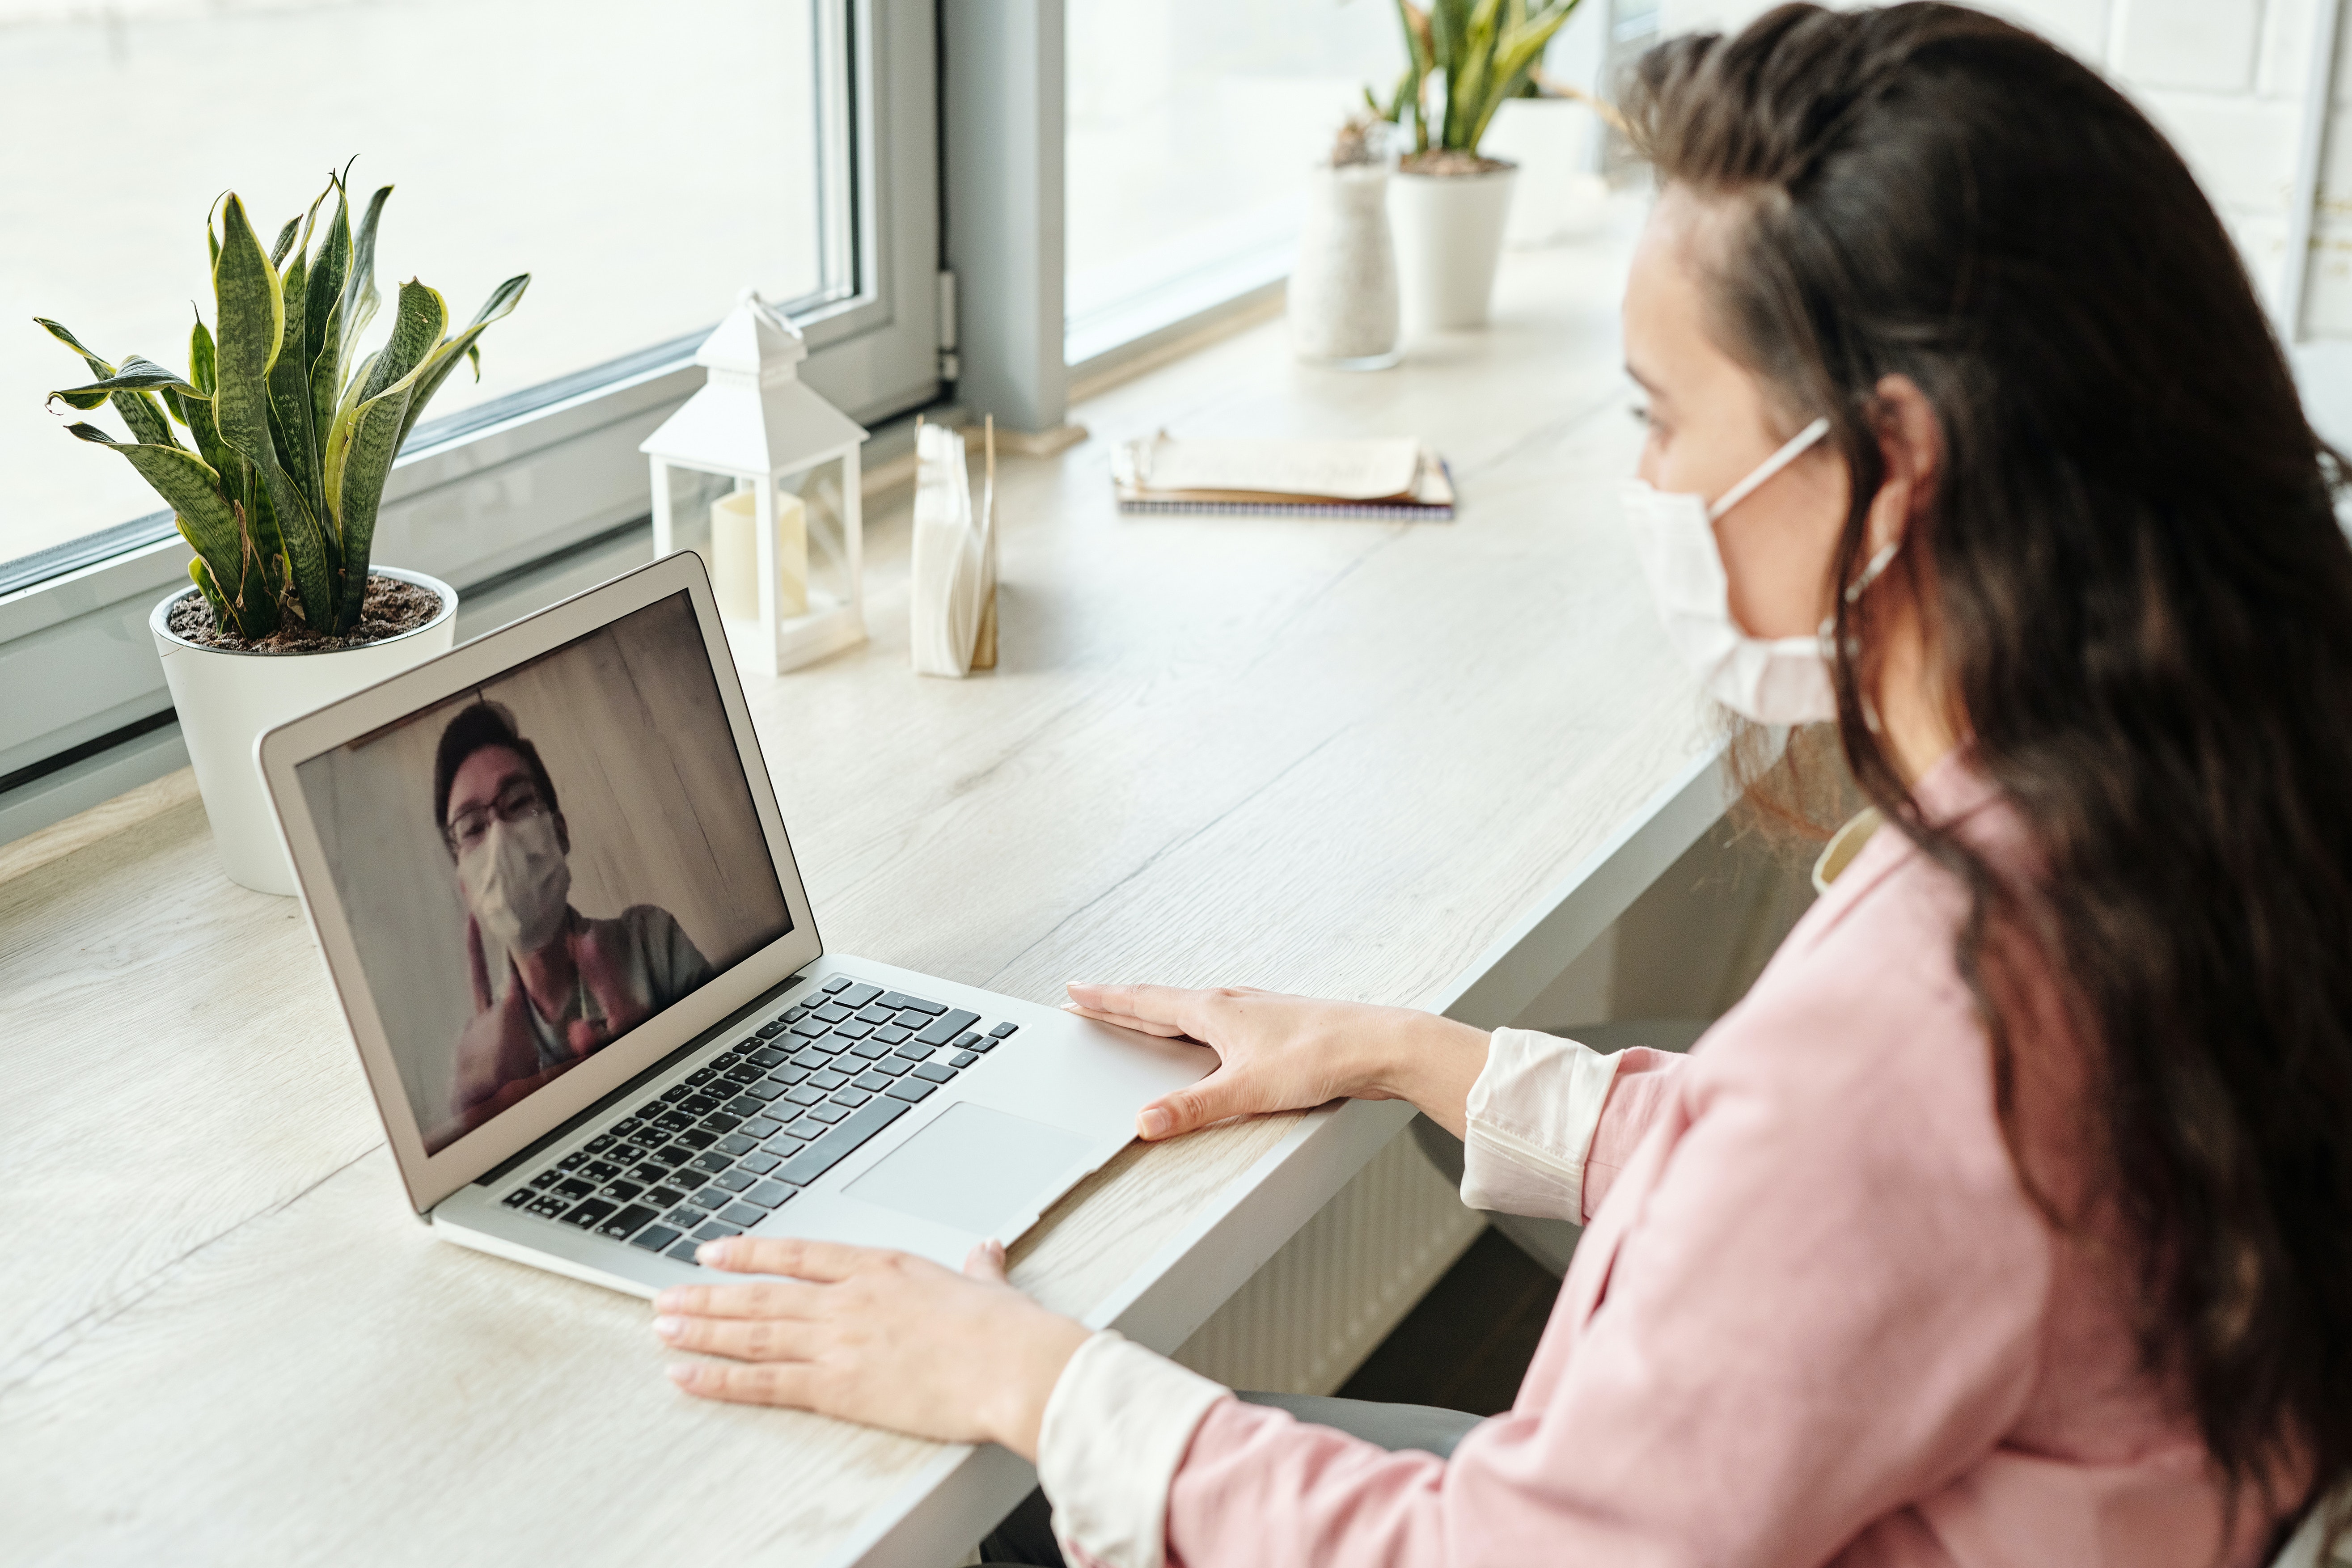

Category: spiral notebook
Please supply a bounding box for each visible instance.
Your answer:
[1112,433,1455,520]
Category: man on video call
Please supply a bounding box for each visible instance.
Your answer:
[436,702,714,1132]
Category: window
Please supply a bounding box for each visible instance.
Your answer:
[0,0,937,824]
[1063,0,1401,365]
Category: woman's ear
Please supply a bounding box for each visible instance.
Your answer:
[1867,374,1943,557]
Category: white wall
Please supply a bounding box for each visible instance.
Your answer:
[1646,0,2352,433]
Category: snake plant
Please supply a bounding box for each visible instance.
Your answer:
[39,169,529,640]
[1377,0,1583,159]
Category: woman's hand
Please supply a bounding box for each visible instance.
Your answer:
[1062,983,1491,1141]
[656,1235,1091,1459]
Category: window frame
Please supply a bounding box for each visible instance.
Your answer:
[0,0,940,841]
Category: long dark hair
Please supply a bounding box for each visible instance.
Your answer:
[1627,4,2352,1554]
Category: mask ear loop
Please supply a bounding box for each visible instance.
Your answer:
[1706,416,1833,520]
[1844,538,1901,602]
[1820,526,1906,735]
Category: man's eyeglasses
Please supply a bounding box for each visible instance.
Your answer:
[446,781,549,852]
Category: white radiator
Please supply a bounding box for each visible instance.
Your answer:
[1169,1126,1486,1396]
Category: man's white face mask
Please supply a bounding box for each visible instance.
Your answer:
[458,810,572,954]
[1620,415,1898,725]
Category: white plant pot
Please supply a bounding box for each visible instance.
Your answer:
[150,566,458,896]
[1482,97,1609,248]
[1289,163,1402,369]
[1389,164,1518,330]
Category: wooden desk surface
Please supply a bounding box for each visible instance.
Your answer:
[0,225,1720,1565]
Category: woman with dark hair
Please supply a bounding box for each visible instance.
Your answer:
[641,6,2352,1564]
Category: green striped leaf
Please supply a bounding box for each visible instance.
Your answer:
[33,316,110,369]
[38,325,190,450]
[463,271,531,333]
[338,184,392,388]
[65,422,256,624]
[1464,1,1576,151]
[269,186,331,517]
[178,382,241,508]
[358,279,447,404]
[265,457,336,630]
[214,193,336,629]
[47,355,203,409]
[212,193,283,461]
[320,346,379,516]
[330,370,425,629]
[306,176,353,442]
[245,461,285,573]
[268,213,302,268]
[187,554,229,624]
[179,312,238,506]
[189,310,216,396]
[392,273,529,452]
[325,282,442,532]
[114,388,181,451]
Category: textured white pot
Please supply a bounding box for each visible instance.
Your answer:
[1483,97,1608,248]
[151,566,458,896]
[1389,164,1517,330]
[1289,163,1401,369]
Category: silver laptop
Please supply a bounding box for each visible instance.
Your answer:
[257,551,1207,1295]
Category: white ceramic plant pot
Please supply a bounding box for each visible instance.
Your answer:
[150,566,458,896]
[1289,163,1402,369]
[1389,164,1518,330]
[1483,97,1609,248]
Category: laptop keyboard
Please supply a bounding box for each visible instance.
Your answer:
[490,974,1021,1265]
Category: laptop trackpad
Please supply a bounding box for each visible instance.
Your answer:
[844,1103,1095,1237]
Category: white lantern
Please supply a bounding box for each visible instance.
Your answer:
[641,288,870,675]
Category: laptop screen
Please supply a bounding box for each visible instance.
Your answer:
[294,589,793,1155]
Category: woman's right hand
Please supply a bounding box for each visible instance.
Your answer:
[1062,983,1491,1141]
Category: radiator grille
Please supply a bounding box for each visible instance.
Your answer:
[1170,1127,1485,1396]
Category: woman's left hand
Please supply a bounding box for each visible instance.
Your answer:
[654,1235,1091,1458]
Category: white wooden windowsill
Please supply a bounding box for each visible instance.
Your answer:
[0,209,1738,1568]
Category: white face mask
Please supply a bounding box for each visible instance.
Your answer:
[457,810,572,955]
[1621,415,1898,725]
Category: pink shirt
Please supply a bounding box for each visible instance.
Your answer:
[1033,757,2283,1568]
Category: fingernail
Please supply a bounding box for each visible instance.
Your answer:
[652,1315,683,1339]
[1139,1107,1171,1137]
[667,1362,698,1386]
[697,1240,730,1266]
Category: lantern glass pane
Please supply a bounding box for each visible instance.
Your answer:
[1,0,849,568]
[1064,0,1396,363]
[785,455,857,619]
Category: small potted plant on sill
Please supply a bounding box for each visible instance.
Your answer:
[1374,0,1582,329]
[39,167,528,896]
[1290,113,1404,370]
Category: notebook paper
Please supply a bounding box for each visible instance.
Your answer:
[1113,434,1455,514]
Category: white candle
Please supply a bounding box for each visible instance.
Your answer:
[710,486,808,619]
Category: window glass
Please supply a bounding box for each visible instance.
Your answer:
[1,0,842,568]
[1064,0,1400,363]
